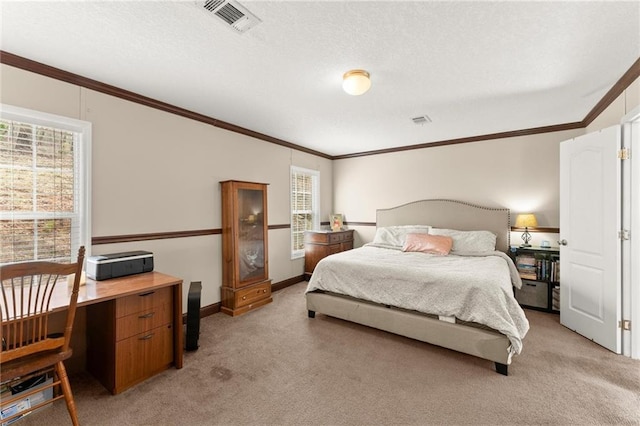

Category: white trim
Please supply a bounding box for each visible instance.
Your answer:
[621,106,640,359]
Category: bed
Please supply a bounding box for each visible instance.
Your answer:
[305,199,529,375]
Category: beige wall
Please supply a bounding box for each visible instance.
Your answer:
[0,64,333,311]
[333,129,583,247]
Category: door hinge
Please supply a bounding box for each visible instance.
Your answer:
[618,229,630,240]
[618,148,630,160]
[619,320,631,331]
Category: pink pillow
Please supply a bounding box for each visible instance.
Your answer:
[402,233,453,256]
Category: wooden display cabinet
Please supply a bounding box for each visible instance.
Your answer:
[220,180,272,316]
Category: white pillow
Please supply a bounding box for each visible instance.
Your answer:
[429,228,497,253]
[373,225,431,247]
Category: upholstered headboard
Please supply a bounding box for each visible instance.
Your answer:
[376,199,511,253]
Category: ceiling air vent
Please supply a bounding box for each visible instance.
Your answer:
[202,0,262,34]
[411,115,432,125]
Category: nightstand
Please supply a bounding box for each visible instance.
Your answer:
[509,246,560,313]
[304,230,354,280]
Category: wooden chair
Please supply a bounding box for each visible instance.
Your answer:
[1,247,85,425]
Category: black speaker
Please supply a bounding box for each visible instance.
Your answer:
[185,281,202,351]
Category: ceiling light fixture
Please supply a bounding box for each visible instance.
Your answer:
[342,70,371,96]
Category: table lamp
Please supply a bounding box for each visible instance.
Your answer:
[515,213,537,247]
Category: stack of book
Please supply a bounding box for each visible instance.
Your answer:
[515,254,537,280]
[516,253,561,282]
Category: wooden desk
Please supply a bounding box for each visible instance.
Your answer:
[49,271,183,394]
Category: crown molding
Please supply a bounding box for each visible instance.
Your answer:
[2,51,638,160]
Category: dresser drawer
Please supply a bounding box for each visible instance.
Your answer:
[235,282,271,308]
[115,286,172,318]
[341,241,354,251]
[328,232,349,244]
[115,301,172,341]
[304,230,354,244]
[328,244,342,255]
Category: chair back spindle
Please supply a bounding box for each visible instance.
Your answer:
[0,247,85,426]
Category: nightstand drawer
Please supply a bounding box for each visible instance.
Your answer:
[235,282,271,308]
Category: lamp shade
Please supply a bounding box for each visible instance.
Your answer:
[515,213,538,228]
[342,70,371,96]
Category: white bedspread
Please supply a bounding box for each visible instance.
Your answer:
[305,245,529,354]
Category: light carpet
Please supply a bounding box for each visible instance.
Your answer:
[15,282,640,425]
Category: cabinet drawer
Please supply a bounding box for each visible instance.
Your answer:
[115,286,172,318]
[235,282,271,308]
[115,324,173,391]
[515,280,548,309]
[115,302,172,341]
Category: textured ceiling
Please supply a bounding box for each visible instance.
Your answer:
[1,1,639,156]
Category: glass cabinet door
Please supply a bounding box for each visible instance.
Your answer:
[238,188,266,284]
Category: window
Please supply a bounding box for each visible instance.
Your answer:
[1,104,91,265]
[290,166,319,259]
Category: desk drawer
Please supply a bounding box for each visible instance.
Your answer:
[115,302,172,341]
[115,324,173,391]
[115,287,172,318]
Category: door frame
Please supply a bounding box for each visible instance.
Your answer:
[621,105,640,359]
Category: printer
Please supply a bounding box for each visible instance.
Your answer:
[87,251,154,281]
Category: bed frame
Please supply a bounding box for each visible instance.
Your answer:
[306,199,514,375]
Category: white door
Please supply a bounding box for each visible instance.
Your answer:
[559,125,621,353]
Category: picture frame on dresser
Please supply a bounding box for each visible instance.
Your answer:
[330,214,343,231]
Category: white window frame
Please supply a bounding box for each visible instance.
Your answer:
[1,104,92,263]
[290,166,320,259]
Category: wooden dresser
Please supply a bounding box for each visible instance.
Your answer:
[304,229,354,280]
[86,272,182,395]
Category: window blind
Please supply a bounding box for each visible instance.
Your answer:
[290,166,319,258]
[0,109,90,265]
